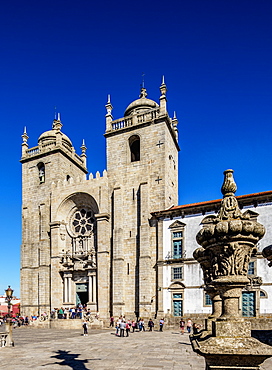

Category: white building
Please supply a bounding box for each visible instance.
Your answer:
[153,190,272,318]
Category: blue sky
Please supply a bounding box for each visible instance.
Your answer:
[0,0,272,297]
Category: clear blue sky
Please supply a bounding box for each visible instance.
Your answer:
[0,0,272,297]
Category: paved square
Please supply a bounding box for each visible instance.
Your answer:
[1,327,272,369]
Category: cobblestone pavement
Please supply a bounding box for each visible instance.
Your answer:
[1,327,272,369]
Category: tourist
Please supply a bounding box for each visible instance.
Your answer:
[82,320,88,336]
[141,318,145,331]
[131,320,136,332]
[58,307,64,319]
[119,320,126,337]
[71,307,76,319]
[115,318,121,336]
[192,322,199,334]
[125,321,130,337]
[148,318,154,331]
[180,318,185,334]
[187,318,192,333]
[64,308,69,319]
[159,318,164,332]
[127,319,132,328]
[50,308,56,319]
[138,318,145,331]
[110,316,114,327]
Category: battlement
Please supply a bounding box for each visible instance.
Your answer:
[51,170,107,189]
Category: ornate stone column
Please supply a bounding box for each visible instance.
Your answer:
[191,169,272,370]
[193,247,222,332]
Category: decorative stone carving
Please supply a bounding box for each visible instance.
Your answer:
[191,169,272,370]
[262,245,272,266]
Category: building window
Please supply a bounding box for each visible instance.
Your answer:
[242,291,256,317]
[37,162,45,183]
[172,267,183,280]
[129,135,140,162]
[260,290,267,298]
[72,208,94,236]
[248,261,256,275]
[167,221,186,260]
[172,231,183,259]
[173,293,183,316]
[204,293,212,306]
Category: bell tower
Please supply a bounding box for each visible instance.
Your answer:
[20,115,88,315]
[105,78,180,318]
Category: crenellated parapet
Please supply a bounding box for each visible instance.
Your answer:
[51,170,108,189]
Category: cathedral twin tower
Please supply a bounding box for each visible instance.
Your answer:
[20,79,179,319]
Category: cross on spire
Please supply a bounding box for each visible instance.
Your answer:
[142,72,145,88]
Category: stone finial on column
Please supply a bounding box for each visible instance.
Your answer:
[196,169,265,320]
[21,126,29,157]
[159,75,167,115]
[191,170,272,370]
[80,139,87,168]
[105,94,113,132]
[52,112,63,147]
[172,111,178,140]
[52,112,63,131]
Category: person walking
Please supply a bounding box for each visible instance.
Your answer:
[148,318,154,331]
[119,320,126,337]
[82,320,88,336]
[180,319,185,334]
[131,320,136,332]
[141,319,145,332]
[125,321,130,337]
[115,318,121,336]
[187,318,192,333]
[138,318,143,331]
[159,318,164,332]
[110,316,114,327]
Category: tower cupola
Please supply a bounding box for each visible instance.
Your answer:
[124,86,159,116]
[38,113,73,150]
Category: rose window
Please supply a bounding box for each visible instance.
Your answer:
[71,209,94,236]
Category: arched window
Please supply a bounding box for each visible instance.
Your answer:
[129,135,140,162]
[37,162,45,183]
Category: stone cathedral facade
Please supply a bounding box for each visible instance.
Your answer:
[20,80,179,319]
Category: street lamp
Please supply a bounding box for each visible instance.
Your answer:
[5,286,14,346]
[5,286,13,317]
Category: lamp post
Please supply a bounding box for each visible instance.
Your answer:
[5,285,14,346]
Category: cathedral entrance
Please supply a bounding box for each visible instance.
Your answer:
[76,283,88,306]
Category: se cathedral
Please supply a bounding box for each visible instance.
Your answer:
[21,80,272,320]
[20,79,179,319]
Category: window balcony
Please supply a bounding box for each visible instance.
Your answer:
[165,251,186,261]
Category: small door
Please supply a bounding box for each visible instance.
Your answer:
[76,283,88,306]
[242,291,255,317]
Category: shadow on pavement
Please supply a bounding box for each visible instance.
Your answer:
[42,350,101,369]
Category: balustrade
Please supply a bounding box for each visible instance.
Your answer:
[111,108,160,131]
